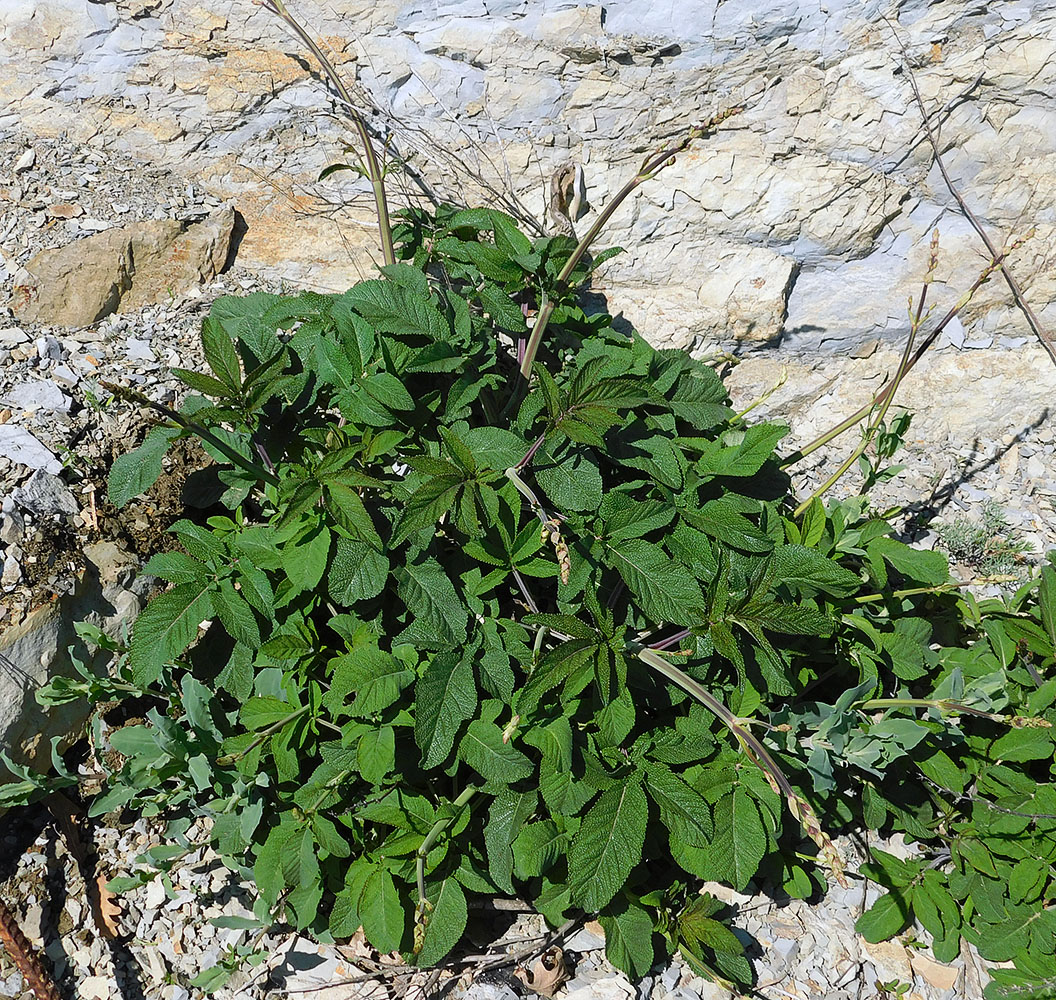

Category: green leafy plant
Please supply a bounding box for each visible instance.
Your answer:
[6,6,1050,997]
[936,499,1034,582]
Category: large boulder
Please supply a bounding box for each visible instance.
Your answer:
[0,541,143,780]
[9,206,235,327]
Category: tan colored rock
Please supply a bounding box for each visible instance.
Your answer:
[9,207,235,327]
[45,201,82,219]
[862,938,913,983]
[606,238,795,348]
[909,952,961,991]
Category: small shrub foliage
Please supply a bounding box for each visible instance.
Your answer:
[64,204,1056,995]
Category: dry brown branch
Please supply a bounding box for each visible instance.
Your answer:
[884,15,1056,366]
[0,899,62,1000]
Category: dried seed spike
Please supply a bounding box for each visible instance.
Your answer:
[927,228,940,281]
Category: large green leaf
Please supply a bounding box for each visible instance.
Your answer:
[856,889,914,943]
[324,648,415,717]
[108,425,180,508]
[772,544,861,598]
[395,557,468,648]
[512,821,565,879]
[415,652,477,767]
[360,868,405,954]
[459,721,534,785]
[347,277,449,340]
[534,445,603,512]
[608,539,705,625]
[415,877,468,966]
[201,314,243,393]
[600,898,656,979]
[705,788,768,892]
[329,538,389,603]
[644,762,713,847]
[697,423,787,478]
[569,780,648,912]
[485,790,537,894]
[129,580,213,687]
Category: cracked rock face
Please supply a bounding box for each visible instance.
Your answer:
[0,1,1053,349]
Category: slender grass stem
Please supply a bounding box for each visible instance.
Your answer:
[100,381,280,487]
[782,242,1019,469]
[215,705,311,765]
[792,231,938,516]
[257,0,396,267]
[415,786,478,932]
[517,108,743,381]
[631,643,847,885]
[858,698,1051,728]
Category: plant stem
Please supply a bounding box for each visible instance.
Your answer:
[631,643,846,885]
[505,466,551,525]
[792,231,938,516]
[415,786,478,921]
[851,582,966,604]
[216,705,311,765]
[101,381,280,487]
[782,242,1018,469]
[858,697,1051,728]
[518,108,743,381]
[257,0,396,267]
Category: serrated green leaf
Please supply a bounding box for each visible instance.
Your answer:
[608,539,706,625]
[600,899,655,979]
[329,538,388,603]
[415,651,477,767]
[486,790,536,894]
[358,726,395,784]
[416,877,468,966]
[534,445,603,512]
[705,788,767,892]
[348,278,449,340]
[201,315,243,393]
[360,868,404,954]
[173,367,234,397]
[395,557,468,648]
[212,579,261,648]
[283,525,331,594]
[991,728,1054,763]
[325,648,414,718]
[459,720,533,784]
[129,580,213,686]
[687,497,774,554]
[772,544,861,598]
[645,762,713,847]
[856,890,913,943]
[569,780,648,912]
[142,551,206,584]
[917,749,966,796]
[697,423,787,478]
[868,536,949,586]
[108,426,180,508]
[599,494,675,541]
[513,821,565,879]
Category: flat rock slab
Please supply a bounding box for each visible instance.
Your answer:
[8,206,235,328]
[0,424,60,473]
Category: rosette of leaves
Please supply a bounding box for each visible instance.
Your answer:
[85,206,1056,994]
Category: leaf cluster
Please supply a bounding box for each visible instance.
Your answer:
[23,206,1053,994]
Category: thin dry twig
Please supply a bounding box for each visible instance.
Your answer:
[0,899,62,1000]
[884,15,1056,366]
